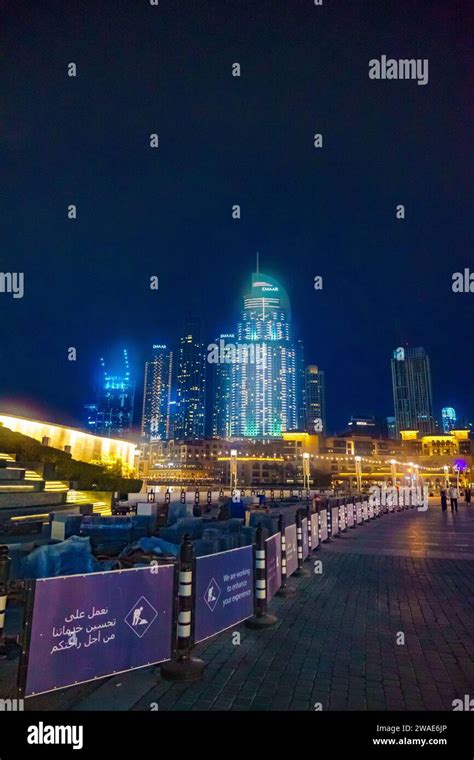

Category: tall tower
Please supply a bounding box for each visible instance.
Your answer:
[87,349,135,438]
[141,345,173,440]
[230,271,297,437]
[175,316,206,440]
[304,365,326,434]
[211,333,235,438]
[296,339,306,430]
[391,346,434,436]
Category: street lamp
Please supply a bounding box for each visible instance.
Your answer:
[230,449,238,490]
[355,456,362,493]
[303,452,310,491]
[390,459,397,487]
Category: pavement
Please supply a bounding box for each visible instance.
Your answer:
[11,499,474,711]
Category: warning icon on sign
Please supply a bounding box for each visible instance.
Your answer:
[204,578,221,612]
[125,596,158,638]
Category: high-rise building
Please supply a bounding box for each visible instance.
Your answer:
[211,333,235,438]
[296,339,306,430]
[175,317,206,440]
[86,349,135,438]
[391,346,434,437]
[141,345,173,441]
[304,365,326,434]
[230,271,297,437]
[386,416,397,439]
[441,406,457,434]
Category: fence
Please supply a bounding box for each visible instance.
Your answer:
[0,490,420,695]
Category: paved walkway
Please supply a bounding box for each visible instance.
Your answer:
[26,501,474,711]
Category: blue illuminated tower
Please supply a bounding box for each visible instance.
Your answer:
[230,271,297,437]
[86,349,135,438]
[175,316,206,440]
[141,345,173,440]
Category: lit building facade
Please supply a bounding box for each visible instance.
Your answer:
[86,349,135,438]
[230,272,297,437]
[304,365,326,434]
[211,333,235,438]
[441,406,456,434]
[391,346,434,437]
[141,345,173,441]
[0,413,137,473]
[175,317,206,440]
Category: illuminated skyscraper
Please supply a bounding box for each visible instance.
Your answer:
[175,317,206,440]
[296,339,306,429]
[391,346,434,437]
[211,333,235,438]
[441,406,456,433]
[230,271,297,437]
[141,345,173,440]
[304,365,326,434]
[86,349,135,438]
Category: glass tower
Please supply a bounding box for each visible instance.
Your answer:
[212,333,235,438]
[391,346,434,437]
[230,272,297,437]
[141,345,173,440]
[175,317,206,440]
[304,365,326,434]
[441,406,456,434]
[87,349,135,438]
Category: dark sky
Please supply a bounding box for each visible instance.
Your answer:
[0,0,472,433]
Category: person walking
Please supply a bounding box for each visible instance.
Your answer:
[449,484,459,513]
[440,487,448,512]
[465,486,471,505]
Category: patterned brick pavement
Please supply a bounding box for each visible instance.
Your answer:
[55,501,474,712]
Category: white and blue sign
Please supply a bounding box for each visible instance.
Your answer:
[23,565,174,697]
[194,546,254,643]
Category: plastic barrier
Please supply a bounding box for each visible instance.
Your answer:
[339,503,346,532]
[346,503,355,528]
[265,532,282,602]
[330,503,340,537]
[318,504,329,542]
[19,564,175,698]
[284,523,298,577]
[362,500,369,521]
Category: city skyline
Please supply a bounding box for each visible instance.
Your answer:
[51,269,472,442]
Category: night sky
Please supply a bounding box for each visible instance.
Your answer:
[1,0,472,433]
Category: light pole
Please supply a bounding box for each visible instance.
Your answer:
[303,452,310,491]
[390,459,397,487]
[230,449,238,490]
[355,456,362,493]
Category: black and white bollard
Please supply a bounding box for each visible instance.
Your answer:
[293,510,310,577]
[246,525,278,629]
[305,504,312,558]
[276,514,296,597]
[161,535,205,682]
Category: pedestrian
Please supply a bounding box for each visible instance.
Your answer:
[440,487,447,512]
[465,486,472,505]
[449,484,459,512]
